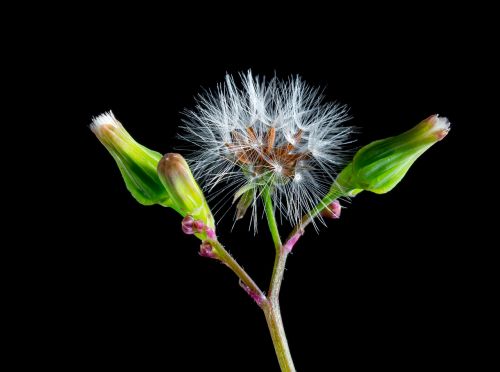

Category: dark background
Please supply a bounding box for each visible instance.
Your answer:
[24,6,491,371]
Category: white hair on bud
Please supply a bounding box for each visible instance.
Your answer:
[433,115,451,131]
[90,111,120,131]
[180,71,354,230]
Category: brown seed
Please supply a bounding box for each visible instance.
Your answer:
[266,127,276,152]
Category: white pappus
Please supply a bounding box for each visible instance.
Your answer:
[180,71,354,231]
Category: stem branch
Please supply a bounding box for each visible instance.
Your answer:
[208,239,265,304]
[287,184,349,242]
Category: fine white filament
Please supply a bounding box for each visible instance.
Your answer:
[181,71,354,231]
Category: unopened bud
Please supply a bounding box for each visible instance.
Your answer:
[205,227,216,240]
[193,220,205,233]
[90,111,170,206]
[199,241,217,259]
[181,216,195,234]
[321,200,341,219]
[157,153,215,230]
[335,115,450,195]
[234,187,255,221]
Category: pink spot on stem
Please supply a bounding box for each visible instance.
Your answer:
[239,280,265,306]
[283,232,302,253]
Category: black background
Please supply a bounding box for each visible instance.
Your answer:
[24,6,491,371]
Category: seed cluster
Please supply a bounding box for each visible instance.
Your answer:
[226,127,309,180]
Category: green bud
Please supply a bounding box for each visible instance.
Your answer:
[233,183,256,221]
[90,111,171,206]
[157,153,215,230]
[336,115,450,194]
[235,189,255,221]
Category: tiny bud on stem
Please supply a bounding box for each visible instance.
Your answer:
[321,200,341,219]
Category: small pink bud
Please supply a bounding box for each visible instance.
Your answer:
[205,227,216,240]
[321,200,341,219]
[181,215,195,234]
[199,241,217,259]
[193,220,205,233]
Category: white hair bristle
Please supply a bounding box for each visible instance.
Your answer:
[90,111,120,131]
[180,71,354,231]
[434,115,450,132]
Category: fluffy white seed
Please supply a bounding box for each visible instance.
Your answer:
[180,71,354,230]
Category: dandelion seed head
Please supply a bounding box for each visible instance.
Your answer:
[180,71,354,230]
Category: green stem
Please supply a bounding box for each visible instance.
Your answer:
[287,183,350,241]
[262,301,296,372]
[208,239,265,304]
[210,235,295,372]
[262,187,282,250]
[263,186,285,300]
[268,249,288,302]
[262,187,295,371]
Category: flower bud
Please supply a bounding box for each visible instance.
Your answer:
[181,216,195,234]
[90,111,171,206]
[199,241,218,259]
[157,153,215,230]
[321,200,341,219]
[234,188,255,221]
[336,115,450,194]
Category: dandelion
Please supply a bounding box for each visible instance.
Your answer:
[181,71,354,229]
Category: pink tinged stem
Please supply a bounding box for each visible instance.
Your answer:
[283,232,302,253]
[239,280,266,306]
[204,238,266,307]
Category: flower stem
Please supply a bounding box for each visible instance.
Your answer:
[262,187,282,250]
[262,187,296,371]
[287,183,350,241]
[263,186,286,300]
[262,300,296,372]
[207,238,265,304]
[269,249,288,302]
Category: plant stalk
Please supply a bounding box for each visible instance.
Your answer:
[262,300,296,372]
[287,183,349,241]
[208,239,265,303]
[262,187,282,250]
[262,187,296,371]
